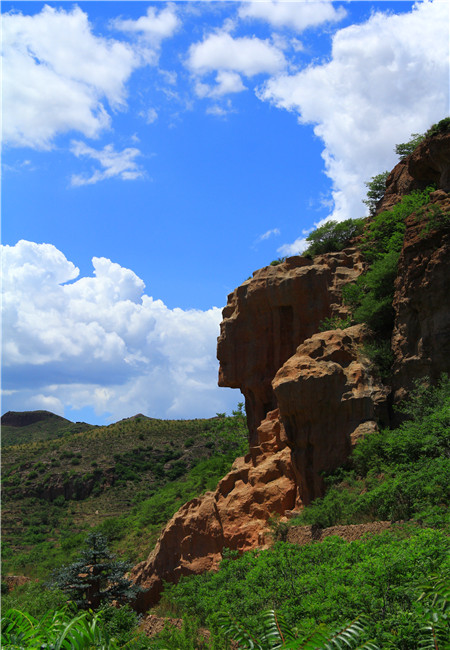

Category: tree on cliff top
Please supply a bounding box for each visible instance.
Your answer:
[49,533,139,610]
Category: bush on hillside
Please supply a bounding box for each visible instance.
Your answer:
[395,133,425,159]
[303,218,365,258]
[426,116,450,137]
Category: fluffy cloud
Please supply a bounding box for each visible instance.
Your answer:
[188,32,286,77]
[112,4,179,44]
[2,5,152,149]
[187,31,286,98]
[70,141,145,186]
[2,241,237,421]
[238,0,346,32]
[195,71,247,98]
[259,0,449,228]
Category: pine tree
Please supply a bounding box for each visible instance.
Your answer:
[49,533,139,610]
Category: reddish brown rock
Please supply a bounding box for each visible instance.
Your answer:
[131,410,296,611]
[272,326,388,505]
[217,250,365,443]
[391,192,450,400]
[377,132,450,213]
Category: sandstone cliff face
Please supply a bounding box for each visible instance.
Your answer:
[131,409,296,612]
[391,190,450,401]
[273,326,388,504]
[217,249,365,443]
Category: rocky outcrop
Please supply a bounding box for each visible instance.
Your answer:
[273,326,388,504]
[131,130,450,612]
[377,132,450,213]
[391,191,450,401]
[131,409,296,612]
[217,249,365,443]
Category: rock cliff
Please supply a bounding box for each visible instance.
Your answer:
[132,128,450,610]
[131,409,296,611]
[217,249,365,443]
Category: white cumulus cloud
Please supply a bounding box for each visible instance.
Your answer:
[2,5,149,149]
[259,0,449,236]
[188,31,287,78]
[2,241,238,421]
[238,0,346,32]
[70,141,145,186]
[112,4,180,44]
[195,71,247,98]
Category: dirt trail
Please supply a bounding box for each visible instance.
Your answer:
[286,520,393,545]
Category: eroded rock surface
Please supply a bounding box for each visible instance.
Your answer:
[391,191,450,400]
[217,250,365,443]
[272,326,388,504]
[131,410,296,611]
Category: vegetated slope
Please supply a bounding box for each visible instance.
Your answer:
[1,408,247,578]
[158,381,449,649]
[1,410,93,447]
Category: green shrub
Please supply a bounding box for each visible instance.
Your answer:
[395,133,425,159]
[303,218,365,257]
[361,187,435,262]
[362,172,389,216]
[425,116,450,137]
[360,340,394,379]
[318,315,352,332]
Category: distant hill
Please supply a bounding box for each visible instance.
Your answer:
[1,410,93,447]
[1,409,246,577]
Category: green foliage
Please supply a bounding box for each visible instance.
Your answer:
[100,604,151,648]
[294,376,450,528]
[362,172,389,216]
[395,133,425,159]
[318,315,352,333]
[342,251,399,336]
[49,533,139,610]
[416,574,450,649]
[164,528,449,649]
[362,186,435,262]
[303,219,365,258]
[1,607,119,649]
[270,257,287,266]
[425,117,450,137]
[1,582,68,619]
[218,609,378,649]
[151,616,209,649]
[342,187,437,339]
[360,340,394,380]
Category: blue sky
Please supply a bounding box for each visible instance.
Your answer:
[2,0,449,425]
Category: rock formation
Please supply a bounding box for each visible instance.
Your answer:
[132,128,450,610]
[131,409,296,611]
[217,249,365,443]
[273,326,388,504]
[391,190,450,401]
[377,132,450,213]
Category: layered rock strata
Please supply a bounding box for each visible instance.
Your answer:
[131,409,296,612]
